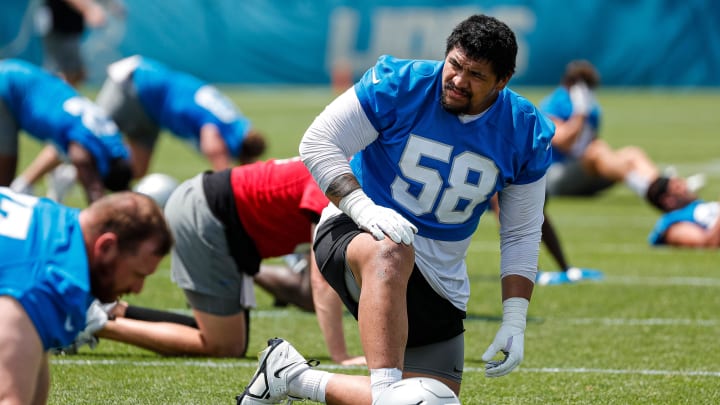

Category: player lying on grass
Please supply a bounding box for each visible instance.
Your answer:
[646,176,720,248]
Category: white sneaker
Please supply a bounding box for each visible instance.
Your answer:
[236,338,317,404]
[283,253,309,274]
[46,163,77,202]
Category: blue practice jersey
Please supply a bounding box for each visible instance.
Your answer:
[648,200,720,245]
[351,55,554,241]
[0,59,128,177]
[132,57,251,157]
[0,188,93,350]
[539,86,601,163]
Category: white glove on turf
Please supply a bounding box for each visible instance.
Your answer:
[339,189,417,245]
[569,82,594,116]
[481,297,528,377]
[74,300,110,350]
[51,299,110,354]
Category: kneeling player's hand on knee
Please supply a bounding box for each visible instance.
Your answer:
[340,189,417,245]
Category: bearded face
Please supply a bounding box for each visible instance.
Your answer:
[440,46,508,116]
[89,260,119,303]
[88,235,163,303]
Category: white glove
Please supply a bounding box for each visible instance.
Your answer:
[73,300,109,349]
[51,300,109,354]
[339,189,417,245]
[481,297,528,377]
[569,82,594,116]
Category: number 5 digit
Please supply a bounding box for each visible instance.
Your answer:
[390,135,498,224]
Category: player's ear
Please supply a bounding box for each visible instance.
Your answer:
[495,75,511,91]
[94,232,119,263]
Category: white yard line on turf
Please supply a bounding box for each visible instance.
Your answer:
[49,358,720,377]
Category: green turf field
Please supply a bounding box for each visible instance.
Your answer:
[23,86,720,404]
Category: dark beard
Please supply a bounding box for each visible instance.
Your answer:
[440,85,471,115]
[89,263,117,303]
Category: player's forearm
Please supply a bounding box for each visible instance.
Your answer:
[498,178,545,283]
[325,173,361,207]
[551,115,586,152]
[98,318,211,357]
[17,145,63,185]
[68,144,105,203]
[310,260,353,363]
[315,290,352,363]
[501,274,534,301]
[200,123,232,170]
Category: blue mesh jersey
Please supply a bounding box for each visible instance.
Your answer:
[649,200,720,245]
[351,55,554,242]
[132,57,251,157]
[0,59,128,177]
[0,188,93,351]
[539,86,601,163]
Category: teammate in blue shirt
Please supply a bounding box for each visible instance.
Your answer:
[237,14,554,404]
[0,58,132,203]
[540,60,662,199]
[535,61,703,284]
[94,55,267,178]
[646,176,720,247]
[0,187,172,404]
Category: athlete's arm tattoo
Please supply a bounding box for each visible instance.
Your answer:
[326,173,360,205]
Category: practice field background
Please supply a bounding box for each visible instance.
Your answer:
[19,87,720,404]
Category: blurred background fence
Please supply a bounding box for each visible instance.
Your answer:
[2,0,718,86]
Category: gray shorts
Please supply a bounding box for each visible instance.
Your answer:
[405,332,465,383]
[546,160,614,197]
[0,99,19,155]
[164,173,255,316]
[42,32,83,77]
[95,76,160,149]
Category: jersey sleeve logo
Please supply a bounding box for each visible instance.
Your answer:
[64,315,74,332]
[371,68,381,84]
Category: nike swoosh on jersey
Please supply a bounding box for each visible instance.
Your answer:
[64,315,73,332]
[371,68,381,84]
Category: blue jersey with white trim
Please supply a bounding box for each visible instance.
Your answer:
[0,59,128,177]
[352,55,554,241]
[648,200,719,245]
[0,188,92,350]
[539,86,601,163]
[133,57,251,157]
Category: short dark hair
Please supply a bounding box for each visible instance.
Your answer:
[561,60,601,89]
[238,129,267,165]
[103,158,133,192]
[645,176,670,211]
[445,14,518,81]
[89,191,173,256]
